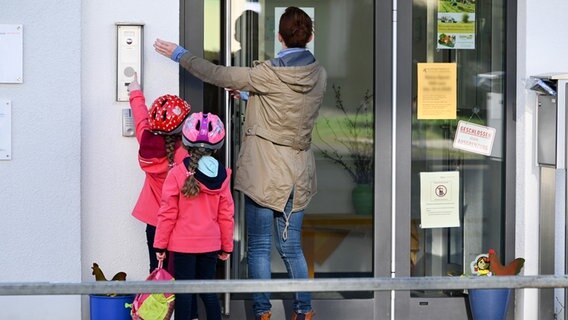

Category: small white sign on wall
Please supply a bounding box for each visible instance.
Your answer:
[0,24,23,83]
[0,100,12,160]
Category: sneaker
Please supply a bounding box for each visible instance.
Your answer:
[257,311,272,320]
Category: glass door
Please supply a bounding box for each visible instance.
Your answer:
[395,0,515,318]
[212,3,380,318]
[225,0,376,286]
[185,0,399,318]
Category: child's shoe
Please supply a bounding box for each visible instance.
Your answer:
[257,311,271,320]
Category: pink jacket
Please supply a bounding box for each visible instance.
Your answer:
[129,90,188,226]
[154,162,234,254]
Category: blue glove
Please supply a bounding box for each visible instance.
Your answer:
[171,46,188,62]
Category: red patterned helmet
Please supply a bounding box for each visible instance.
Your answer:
[148,94,191,134]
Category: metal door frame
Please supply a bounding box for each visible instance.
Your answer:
[374,0,394,318]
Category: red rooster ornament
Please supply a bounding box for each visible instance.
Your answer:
[487,249,525,276]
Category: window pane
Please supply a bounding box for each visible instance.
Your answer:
[411,0,507,297]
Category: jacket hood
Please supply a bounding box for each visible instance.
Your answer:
[198,170,231,195]
[183,157,231,194]
[268,51,321,94]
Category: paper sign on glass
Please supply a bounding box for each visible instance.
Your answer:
[453,120,496,156]
[436,0,476,50]
[420,171,460,228]
[417,63,457,120]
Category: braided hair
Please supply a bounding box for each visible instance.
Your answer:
[181,147,213,197]
[165,135,178,166]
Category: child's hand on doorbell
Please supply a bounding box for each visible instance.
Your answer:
[127,73,141,93]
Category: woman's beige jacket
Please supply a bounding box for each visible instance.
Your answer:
[179,53,327,212]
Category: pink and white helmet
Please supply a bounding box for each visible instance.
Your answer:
[182,112,225,150]
[148,94,191,134]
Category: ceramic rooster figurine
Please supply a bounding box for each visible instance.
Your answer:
[487,249,525,276]
[91,262,127,281]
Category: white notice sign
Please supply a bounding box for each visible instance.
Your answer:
[0,24,23,83]
[453,120,496,156]
[0,100,12,160]
[420,171,460,228]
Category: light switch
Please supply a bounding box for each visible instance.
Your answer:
[116,23,143,102]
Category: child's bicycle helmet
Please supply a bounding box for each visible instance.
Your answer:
[182,112,225,150]
[148,94,191,134]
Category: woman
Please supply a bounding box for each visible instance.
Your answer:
[154,7,326,320]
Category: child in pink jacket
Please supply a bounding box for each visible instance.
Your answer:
[127,75,191,273]
[154,112,234,320]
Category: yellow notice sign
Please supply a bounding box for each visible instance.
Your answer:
[417,63,457,120]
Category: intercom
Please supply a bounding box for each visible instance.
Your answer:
[116,23,144,102]
[121,108,135,137]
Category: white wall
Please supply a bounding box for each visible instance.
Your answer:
[517,1,568,319]
[81,0,180,310]
[0,0,179,318]
[0,1,82,319]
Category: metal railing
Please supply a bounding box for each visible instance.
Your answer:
[1,275,568,296]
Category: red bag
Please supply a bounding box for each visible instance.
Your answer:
[130,260,175,320]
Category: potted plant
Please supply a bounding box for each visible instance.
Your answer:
[314,84,374,215]
[468,249,525,320]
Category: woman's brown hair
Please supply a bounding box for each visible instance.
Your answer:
[181,147,212,197]
[278,6,312,48]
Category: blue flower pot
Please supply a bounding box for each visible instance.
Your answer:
[469,288,511,320]
[89,294,135,320]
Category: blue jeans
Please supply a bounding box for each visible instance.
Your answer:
[245,196,312,316]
